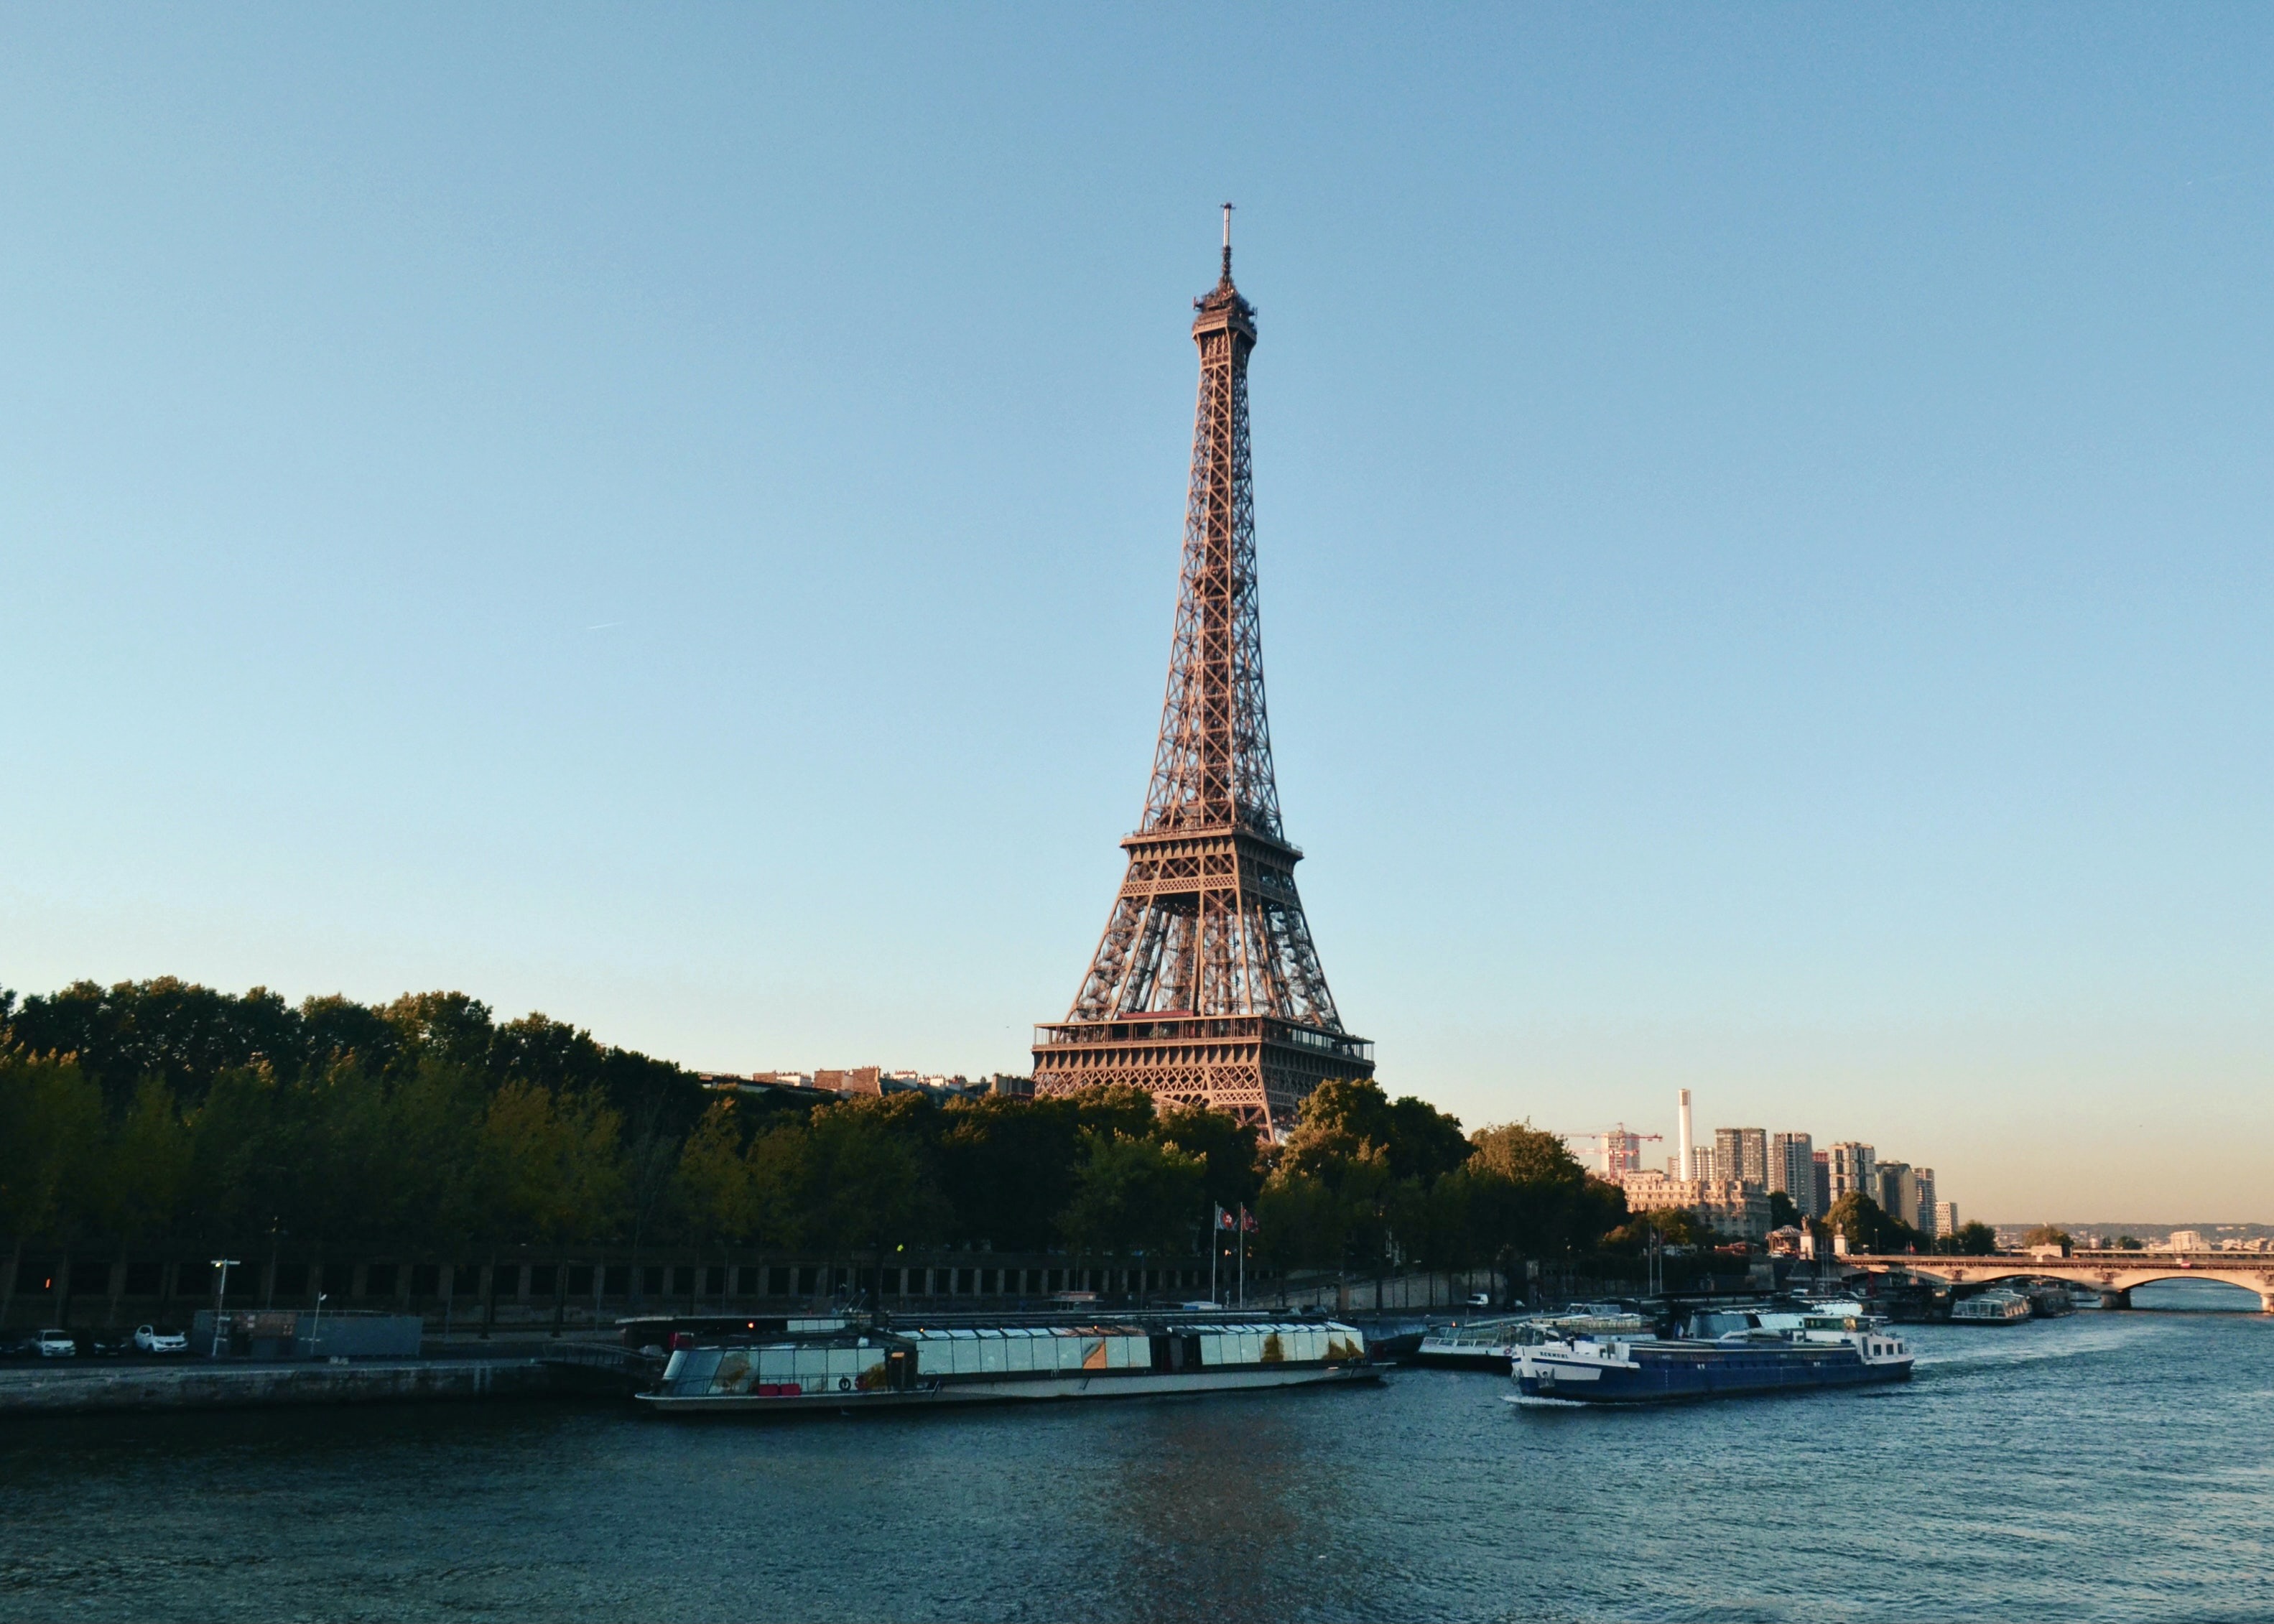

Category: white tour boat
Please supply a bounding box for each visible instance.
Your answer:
[1949,1289,2034,1324]
[636,1314,1378,1414]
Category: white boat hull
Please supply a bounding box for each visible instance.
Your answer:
[636,1361,1378,1414]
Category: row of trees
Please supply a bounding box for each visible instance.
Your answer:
[1815,1191,1997,1256]
[1,980,1633,1282]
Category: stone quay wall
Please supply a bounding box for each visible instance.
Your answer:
[2,1245,1227,1334]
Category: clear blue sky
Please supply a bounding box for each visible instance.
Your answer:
[5,6,2270,1222]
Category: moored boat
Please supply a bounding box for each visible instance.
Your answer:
[1417,1305,1655,1372]
[1546,1303,1654,1337]
[1510,1325,1912,1405]
[1709,1301,1887,1337]
[635,1313,1377,1414]
[1949,1289,2033,1324]
[1415,1318,1530,1370]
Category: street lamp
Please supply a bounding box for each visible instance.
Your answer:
[310,1293,328,1358]
[210,1258,243,1358]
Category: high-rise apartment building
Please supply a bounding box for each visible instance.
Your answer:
[1691,1145,1718,1182]
[1812,1151,1831,1215]
[1934,1200,1957,1236]
[1827,1142,1875,1203]
[1770,1133,1816,1216]
[1875,1160,1911,1222]
[1906,1168,1937,1235]
[1714,1128,1768,1187]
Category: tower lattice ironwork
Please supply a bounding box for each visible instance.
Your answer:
[1033,211,1373,1133]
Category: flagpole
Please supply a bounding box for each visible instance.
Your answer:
[1238,1204,1246,1309]
[1210,1207,1218,1306]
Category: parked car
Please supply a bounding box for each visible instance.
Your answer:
[34,1329,78,1358]
[1464,1292,1492,1308]
[133,1324,189,1355]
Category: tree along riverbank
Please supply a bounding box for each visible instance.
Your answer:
[4,978,1664,1330]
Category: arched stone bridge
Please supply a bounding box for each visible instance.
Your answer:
[1839,1251,2274,1312]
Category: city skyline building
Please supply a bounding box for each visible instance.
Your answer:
[1031,216,1373,1133]
[1640,1106,1948,1232]
[1909,1168,1939,1235]
[1618,1171,1772,1244]
[1597,1128,1648,1178]
[1828,1141,1877,1204]
[1771,1132,1818,1217]
[1715,1127,1769,1187]
[1876,1159,1911,1224]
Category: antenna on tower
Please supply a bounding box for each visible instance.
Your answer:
[1221,201,1234,278]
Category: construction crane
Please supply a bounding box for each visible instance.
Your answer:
[1560,1124,1664,1179]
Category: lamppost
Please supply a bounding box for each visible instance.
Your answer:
[210,1258,243,1358]
[310,1293,328,1358]
[1237,1204,1250,1309]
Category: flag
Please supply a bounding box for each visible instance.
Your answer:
[1241,1210,1258,1233]
[1215,1207,1234,1230]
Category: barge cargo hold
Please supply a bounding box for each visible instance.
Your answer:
[636,1317,1377,1414]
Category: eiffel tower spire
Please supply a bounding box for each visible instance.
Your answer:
[1033,219,1373,1133]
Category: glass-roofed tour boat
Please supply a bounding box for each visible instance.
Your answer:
[635,1311,1378,1415]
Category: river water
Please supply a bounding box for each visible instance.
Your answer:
[2,1282,2267,1622]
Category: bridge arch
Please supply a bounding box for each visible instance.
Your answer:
[1837,1253,2274,1312]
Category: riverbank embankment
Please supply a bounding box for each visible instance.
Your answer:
[0,1355,568,1416]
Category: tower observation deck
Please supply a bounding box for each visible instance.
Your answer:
[1031,212,1373,1133]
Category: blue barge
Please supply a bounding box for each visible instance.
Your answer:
[1512,1324,1912,1404]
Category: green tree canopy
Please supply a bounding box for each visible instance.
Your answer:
[1286,1077,1469,1184]
[1058,1132,1206,1258]
[797,1094,948,1261]
[1155,1104,1263,1215]
[2,978,1612,1284]
[1828,1192,1927,1253]
[1459,1123,1624,1264]
[1605,1207,1707,1251]
[1946,1220,1999,1256]
[0,1052,106,1240]
[937,1093,1083,1249]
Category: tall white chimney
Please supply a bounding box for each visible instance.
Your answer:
[1677,1088,1694,1181]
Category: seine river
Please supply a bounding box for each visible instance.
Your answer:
[2,1282,2266,1623]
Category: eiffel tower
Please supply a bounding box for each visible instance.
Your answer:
[1032,210,1374,1133]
